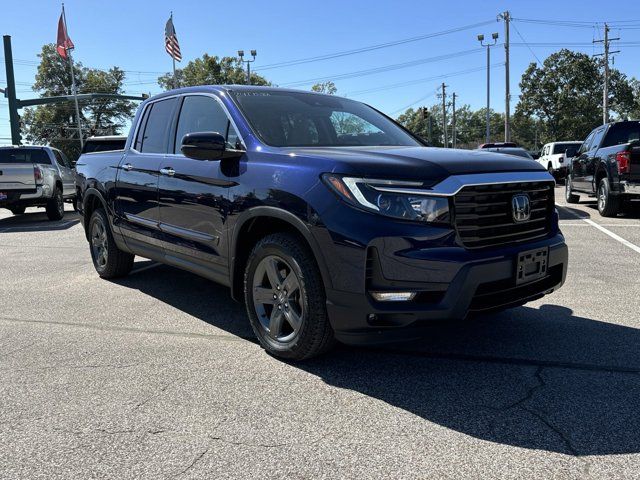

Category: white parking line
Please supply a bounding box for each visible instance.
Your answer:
[557,204,640,254]
[559,223,640,227]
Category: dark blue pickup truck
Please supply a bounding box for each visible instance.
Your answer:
[76,86,568,360]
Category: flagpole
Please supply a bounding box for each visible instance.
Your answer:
[171,12,177,88]
[62,3,83,149]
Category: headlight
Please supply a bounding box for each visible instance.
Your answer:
[322,174,450,224]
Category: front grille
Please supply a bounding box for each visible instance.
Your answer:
[453,181,554,249]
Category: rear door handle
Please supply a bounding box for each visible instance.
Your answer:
[160,167,175,177]
[122,163,134,171]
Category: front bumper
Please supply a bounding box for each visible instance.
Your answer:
[325,233,568,345]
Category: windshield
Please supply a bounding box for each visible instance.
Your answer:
[0,148,51,164]
[229,90,421,148]
[552,142,581,155]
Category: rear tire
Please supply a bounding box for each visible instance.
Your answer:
[9,206,26,215]
[244,233,335,360]
[46,187,64,221]
[565,177,580,204]
[89,208,134,279]
[597,178,621,217]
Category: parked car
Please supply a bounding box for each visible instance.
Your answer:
[0,145,76,219]
[566,121,640,216]
[478,146,534,159]
[537,141,582,180]
[82,135,127,154]
[76,86,568,360]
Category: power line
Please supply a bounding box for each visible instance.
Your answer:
[389,88,440,116]
[511,22,543,65]
[256,20,496,71]
[346,63,504,97]
[279,48,482,87]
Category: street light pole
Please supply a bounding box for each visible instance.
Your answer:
[478,32,498,144]
[238,50,257,85]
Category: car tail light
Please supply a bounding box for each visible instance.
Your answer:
[616,151,630,174]
[33,165,43,184]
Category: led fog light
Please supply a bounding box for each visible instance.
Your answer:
[370,291,416,302]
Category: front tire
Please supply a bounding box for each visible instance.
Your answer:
[244,233,335,360]
[46,187,64,220]
[89,208,134,278]
[597,178,621,217]
[565,177,580,204]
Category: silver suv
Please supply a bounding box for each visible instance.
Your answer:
[0,146,76,220]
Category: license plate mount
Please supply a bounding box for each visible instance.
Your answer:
[516,247,548,285]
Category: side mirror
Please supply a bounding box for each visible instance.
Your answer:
[181,132,226,161]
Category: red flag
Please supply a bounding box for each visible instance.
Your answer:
[56,12,74,59]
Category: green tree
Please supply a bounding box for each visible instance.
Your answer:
[628,78,640,120]
[158,54,270,90]
[22,44,135,161]
[311,81,337,95]
[397,104,504,148]
[517,49,634,141]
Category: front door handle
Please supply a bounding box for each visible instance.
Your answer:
[160,167,175,177]
[122,163,134,171]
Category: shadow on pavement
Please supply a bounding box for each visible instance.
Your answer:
[0,210,80,233]
[115,263,640,456]
[557,205,590,220]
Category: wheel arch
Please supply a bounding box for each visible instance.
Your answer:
[229,207,332,302]
[82,188,109,240]
[595,164,609,191]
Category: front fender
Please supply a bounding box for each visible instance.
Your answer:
[229,204,334,300]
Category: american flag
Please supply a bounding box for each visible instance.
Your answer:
[165,16,182,62]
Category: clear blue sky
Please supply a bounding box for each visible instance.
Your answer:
[1,0,640,142]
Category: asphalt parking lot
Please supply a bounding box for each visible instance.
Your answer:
[1,186,639,479]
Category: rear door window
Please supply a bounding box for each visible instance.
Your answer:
[139,98,178,154]
[578,131,596,155]
[53,150,70,168]
[589,128,606,152]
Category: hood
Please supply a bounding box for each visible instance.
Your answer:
[281,146,546,182]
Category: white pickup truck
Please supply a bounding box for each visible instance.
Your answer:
[0,146,76,220]
[537,141,582,180]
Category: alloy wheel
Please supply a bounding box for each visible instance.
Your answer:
[252,255,305,343]
[598,184,607,211]
[91,218,108,269]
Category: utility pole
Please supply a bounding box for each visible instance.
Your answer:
[427,111,433,145]
[478,32,499,144]
[500,11,511,142]
[441,83,447,147]
[594,24,620,124]
[452,93,457,149]
[3,36,21,145]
